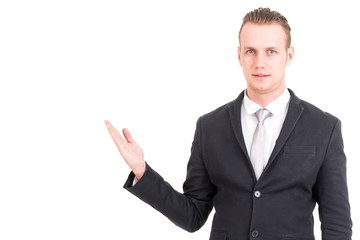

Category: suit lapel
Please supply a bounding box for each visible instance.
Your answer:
[228,91,252,165]
[261,89,304,178]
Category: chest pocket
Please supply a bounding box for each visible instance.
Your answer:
[283,146,316,156]
[275,145,318,182]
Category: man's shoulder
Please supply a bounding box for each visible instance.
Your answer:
[202,100,234,118]
[296,94,339,126]
[200,94,242,123]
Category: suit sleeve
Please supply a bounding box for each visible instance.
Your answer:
[314,120,352,239]
[123,117,216,232]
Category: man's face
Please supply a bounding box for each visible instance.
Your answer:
[238,22,294,96]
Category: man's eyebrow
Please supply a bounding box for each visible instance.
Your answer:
[265,46,280,50]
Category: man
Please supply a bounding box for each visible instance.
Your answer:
[105,8,352,240]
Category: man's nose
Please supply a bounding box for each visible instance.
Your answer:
[255,53,266,68]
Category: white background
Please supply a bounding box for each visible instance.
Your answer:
[0,0,358,239]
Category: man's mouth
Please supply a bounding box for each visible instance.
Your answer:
[252,74,270,77]
[252,74,271,80]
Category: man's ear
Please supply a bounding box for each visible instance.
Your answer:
[286,46,294,66]
[237,46,242,66]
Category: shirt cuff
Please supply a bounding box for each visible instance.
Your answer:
[132,176,139,186]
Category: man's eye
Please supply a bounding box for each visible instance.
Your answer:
[247,50,255,54]
[268,50,276,54]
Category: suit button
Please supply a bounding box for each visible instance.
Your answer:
[254,190,261,198]
[251,230,259,238]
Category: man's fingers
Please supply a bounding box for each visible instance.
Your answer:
[105,120,145,179]
[104,120,126,146]
[122,128,134,143]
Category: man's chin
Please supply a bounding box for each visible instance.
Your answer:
[248,84,286,98]
[249,85,272,94]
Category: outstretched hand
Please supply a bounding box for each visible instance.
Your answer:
[104,120,146,180]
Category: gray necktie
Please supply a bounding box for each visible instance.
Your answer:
[250,108,271,180]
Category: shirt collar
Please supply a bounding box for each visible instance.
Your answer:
[244,88,291,116]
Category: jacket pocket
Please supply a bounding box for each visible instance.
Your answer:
[283,145,316,155]
[209,230,227,240]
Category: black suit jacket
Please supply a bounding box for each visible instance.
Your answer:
[124,89,352,240]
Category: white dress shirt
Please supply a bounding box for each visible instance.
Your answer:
[241,89,290,167]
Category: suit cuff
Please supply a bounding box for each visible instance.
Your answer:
[123,163,160,196]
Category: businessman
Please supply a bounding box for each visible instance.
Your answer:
[105,8,352,240]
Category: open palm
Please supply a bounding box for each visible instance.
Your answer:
[105,120,146,179]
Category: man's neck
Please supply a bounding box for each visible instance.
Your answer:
[246,87,287,107]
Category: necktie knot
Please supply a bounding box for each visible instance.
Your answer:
[255,108,271,125]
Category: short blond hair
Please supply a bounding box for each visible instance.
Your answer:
[239,8,291,48]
